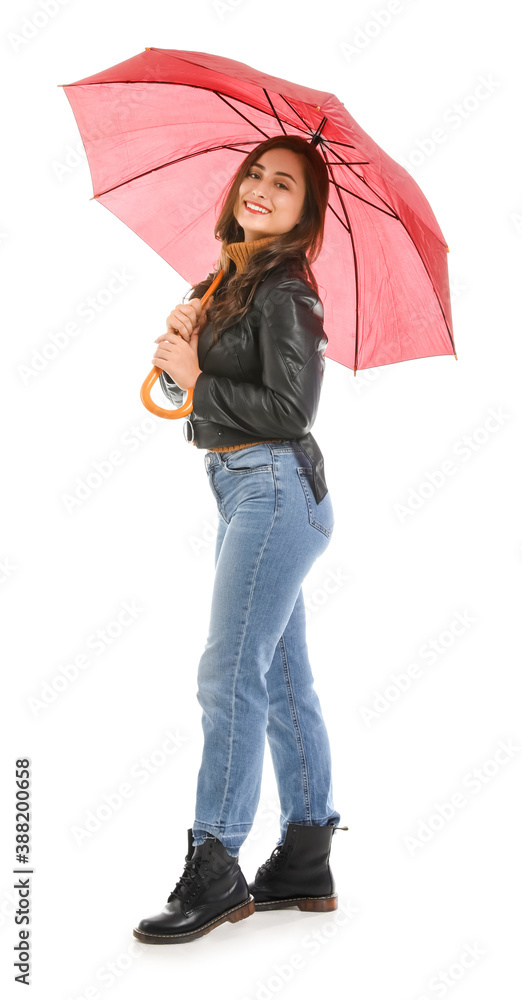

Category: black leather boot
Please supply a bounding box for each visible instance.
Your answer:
[133,829,255,943]
[248,822,348,912]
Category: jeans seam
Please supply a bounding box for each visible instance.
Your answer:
[216,488,279,827]
[208,468,228,523]
[278,632,312,823]
[193,820,252,832]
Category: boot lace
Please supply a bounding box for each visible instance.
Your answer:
[167,853,210,903]
[256,844,288,878]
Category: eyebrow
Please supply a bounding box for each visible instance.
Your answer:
[251,162,297,184]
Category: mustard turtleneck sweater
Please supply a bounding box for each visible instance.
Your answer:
[224,234,278,274]
[203,234,284,453]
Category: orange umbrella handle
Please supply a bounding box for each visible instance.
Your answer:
[140,269,225,418]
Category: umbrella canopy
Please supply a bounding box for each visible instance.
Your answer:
[61,47,456,373]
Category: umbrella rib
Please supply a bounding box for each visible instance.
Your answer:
[208,86,325,138]
[277,97,359,153]
[269,95,399,217]
[214,89,317,140]
[321,142,400,217]
[317,137,357,150]
[278,94,316,130]
[212,90,323,141]
[213,91,272,138]
[66,77,350,148]
[316,144,360,374]
[325,143,456,357]
[92,129,325,199]
[323,160,370,166]
[277,95,336,140]
[325,201,351,233]
[326,182,399,217]
[91,141,274,198]
[261,99,401,219]
[68,76,308,134]
[263,90,287,134]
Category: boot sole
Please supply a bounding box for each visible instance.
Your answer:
[253,893,338,912]
[132,896,255,944]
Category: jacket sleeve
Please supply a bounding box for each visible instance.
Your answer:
[158,370,186,407]
[191,279,327,438]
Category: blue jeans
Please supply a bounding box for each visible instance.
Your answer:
[192,440,341,856]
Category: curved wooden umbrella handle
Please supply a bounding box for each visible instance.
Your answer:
[140,269,225,418]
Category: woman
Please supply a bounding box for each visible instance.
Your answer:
[134,136,346,945]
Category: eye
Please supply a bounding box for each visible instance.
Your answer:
[247,171,288,190]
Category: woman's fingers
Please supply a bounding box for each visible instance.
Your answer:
[166,301,201,340]
[157,296,212,347]
[155,329,186,344]
[167,320,191,342]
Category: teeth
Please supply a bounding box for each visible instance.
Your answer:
[246,201,269,214]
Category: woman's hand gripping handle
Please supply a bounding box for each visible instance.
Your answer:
[140,269,224,419]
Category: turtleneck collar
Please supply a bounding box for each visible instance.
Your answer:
[224,235,278,274]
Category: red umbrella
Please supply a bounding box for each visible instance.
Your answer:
[60,47,456,417]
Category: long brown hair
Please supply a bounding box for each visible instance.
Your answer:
[185,135,329,345]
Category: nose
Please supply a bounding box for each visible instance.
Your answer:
[249,182,267,198]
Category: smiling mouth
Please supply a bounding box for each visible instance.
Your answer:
[244,200,271,215]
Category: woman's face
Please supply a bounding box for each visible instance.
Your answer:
[234,148,307,242]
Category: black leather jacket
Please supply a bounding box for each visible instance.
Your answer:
[159,262,329,504]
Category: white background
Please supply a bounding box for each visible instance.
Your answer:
[1,0,521,997]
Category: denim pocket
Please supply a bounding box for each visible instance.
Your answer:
[296,468,334,537]
[223,445,273,474]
